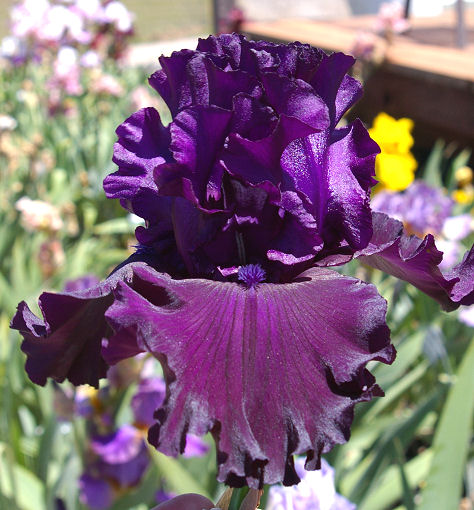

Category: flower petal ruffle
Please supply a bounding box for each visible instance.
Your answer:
[10,255,160,387]
[104,265,394,488]
[104,107,171,219]
[356,212,474,311]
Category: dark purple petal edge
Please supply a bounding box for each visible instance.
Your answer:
[356,212,474,311]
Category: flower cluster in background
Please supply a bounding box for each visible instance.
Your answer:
[369,114,473,331]
[1,0,135,117]
[1,0,134,65]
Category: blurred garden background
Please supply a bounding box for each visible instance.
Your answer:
[0,1,473,509]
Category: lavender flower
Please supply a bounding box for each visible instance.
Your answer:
[372,181,473,269]
[79,439,145,510]
[371,181,454,237]
[12,35,473,489]
[267,457,355,510]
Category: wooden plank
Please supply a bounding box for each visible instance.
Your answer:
[243,11,474,83]
[242,12,474,149]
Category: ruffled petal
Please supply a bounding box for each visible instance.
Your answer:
[148,50,196,116]
[149,50,261,116]
[222,115,317,200]
[280,120,377,250]
[155,105,232,205]
[446,246,474,305]
[324,120,378,249]
[10,255,161,387]
[230,93,277,140]
[309,52,358,127]
[260,72,330,130]
[104,107,171,219]
[356,213,473,311]
[105,265,394,488]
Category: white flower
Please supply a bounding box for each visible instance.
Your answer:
[102,1,133,32]
[0,114,18,131]
[267,458,356,510]
[15,197,63,232]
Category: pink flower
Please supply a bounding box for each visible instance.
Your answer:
[49,46,83,96]
[350,31,377,60]
[15,197,63,232]
[375,1,410,35]
[80,49,100,67]
[102,1,133,33]
[129,85,160,111]
[90,73,123,96]
[11,0,50,39]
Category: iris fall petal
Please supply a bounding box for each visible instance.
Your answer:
[105,264,394,488]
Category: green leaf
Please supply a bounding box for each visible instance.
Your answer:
[93,217,136,235]
[0,444,46,510]
[422,139,444,187]
[417,339,474,510]
[147,445,210,499]
[343,388,443,503]
[359,449,433,510]
[362,361,429,423]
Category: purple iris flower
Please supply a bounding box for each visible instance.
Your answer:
[79,424,150,508]
[11,34,473,489]
[90,424,150,486]
[79,474,114,510]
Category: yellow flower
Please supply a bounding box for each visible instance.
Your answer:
[455,166,473,187]
[452,187,474,205]
[369,112,417,192]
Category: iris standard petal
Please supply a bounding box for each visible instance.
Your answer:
[155,105,232,206]
[105,107,171,218]
[105,265,394,488]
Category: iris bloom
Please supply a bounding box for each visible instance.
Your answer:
[11,35,473,489]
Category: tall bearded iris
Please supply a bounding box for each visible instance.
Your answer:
[12,34,474,489]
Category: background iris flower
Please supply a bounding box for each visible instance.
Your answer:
[11,34,473,490]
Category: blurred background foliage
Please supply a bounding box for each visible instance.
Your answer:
[0,1,473,509]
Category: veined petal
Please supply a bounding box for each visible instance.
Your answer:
[105,265,394,488]
[356,212,473,310]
